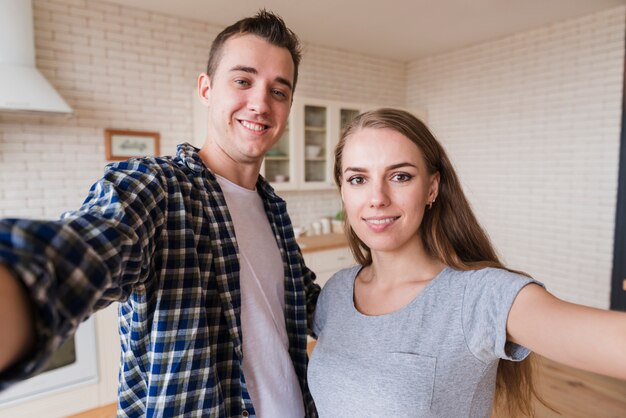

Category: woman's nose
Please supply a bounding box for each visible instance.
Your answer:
[369,183,390,208]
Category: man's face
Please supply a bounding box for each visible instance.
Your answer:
[200,34,295,166]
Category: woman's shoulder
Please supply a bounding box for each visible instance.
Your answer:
[453,266,543,301]
[326,265,361,286]
[449,266,533,283]
[319,265,361,296]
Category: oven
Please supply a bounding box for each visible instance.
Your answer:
[0,317,98,406]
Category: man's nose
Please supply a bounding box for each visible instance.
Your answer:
[247,87,271,115]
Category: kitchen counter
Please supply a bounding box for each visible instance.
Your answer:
[297,233,348,253]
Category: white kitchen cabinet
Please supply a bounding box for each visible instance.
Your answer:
[268,98,426,191]
[263,97,372,191]
[303,245,355,288]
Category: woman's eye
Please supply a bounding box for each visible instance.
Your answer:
[347,176,365,185]
[391,173,413,182]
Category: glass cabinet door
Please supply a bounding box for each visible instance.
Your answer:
[265,121,291,185]
[303,105,328,184]
[258,99,382,191]
[339,107,360,137]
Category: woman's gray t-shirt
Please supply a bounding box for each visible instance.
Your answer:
[308,266,539,418]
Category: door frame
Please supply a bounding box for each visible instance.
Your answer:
[610,47,626,311]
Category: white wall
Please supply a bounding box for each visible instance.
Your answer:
[406,6,625,308]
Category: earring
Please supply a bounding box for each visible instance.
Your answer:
[428,199,435,210]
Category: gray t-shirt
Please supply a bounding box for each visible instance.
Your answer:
[308,266,539,418]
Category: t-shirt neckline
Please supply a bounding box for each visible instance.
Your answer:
[350,265,450,318]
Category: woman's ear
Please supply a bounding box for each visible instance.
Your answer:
[197,73,212,105]
[429,171,440,202]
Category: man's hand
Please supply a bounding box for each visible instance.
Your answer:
[0,264,35,373]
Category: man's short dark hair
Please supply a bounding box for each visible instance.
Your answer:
[206,10,302,92]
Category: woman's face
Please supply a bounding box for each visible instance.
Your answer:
[339,127,439,255]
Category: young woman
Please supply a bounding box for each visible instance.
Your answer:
[307,108,626,418]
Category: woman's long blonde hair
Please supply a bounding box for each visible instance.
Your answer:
[333,108,544,417]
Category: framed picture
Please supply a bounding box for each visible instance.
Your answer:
[104,129,160,161]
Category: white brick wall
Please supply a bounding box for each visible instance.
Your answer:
[0,0,216,219]
[406,6,625,308]
[0,0,405,230]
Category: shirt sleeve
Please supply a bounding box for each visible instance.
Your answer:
[311,280,330,339]
[461,268,543,363]
[0,158,167,386]
[302,259,321,336]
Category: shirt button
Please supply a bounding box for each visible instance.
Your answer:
[242,411,249,417]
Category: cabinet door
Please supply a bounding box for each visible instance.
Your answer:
[263,118,296,191]
[300,100,332,189]
[303,246,355,288]
[339,107,361,134]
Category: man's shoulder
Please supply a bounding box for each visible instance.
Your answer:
[103,144,200,179]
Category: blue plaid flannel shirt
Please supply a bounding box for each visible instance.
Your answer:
[0,143,320,417]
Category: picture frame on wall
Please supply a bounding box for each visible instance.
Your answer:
[104,129,160,161]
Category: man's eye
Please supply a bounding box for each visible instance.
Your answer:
[271,89,290,101]
[234,79,250,86]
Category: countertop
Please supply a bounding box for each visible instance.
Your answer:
[296,233,348,253]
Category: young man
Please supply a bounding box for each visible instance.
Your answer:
[0,11,319,418]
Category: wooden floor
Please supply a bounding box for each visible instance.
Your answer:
[525,357,626,418]
[67,403,116,418]
[69,356,626,417]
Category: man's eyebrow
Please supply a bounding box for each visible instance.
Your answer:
[230,65,257,75]
[230,66,293,91]
[343,162,417,174]
[275,76,293,91]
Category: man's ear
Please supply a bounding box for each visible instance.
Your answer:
[197,73,211,105]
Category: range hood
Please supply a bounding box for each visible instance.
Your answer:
[0,0,72,115]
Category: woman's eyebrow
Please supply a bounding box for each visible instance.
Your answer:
[343,162,416,174]
[387,162,417,170]
[343,166,366,173]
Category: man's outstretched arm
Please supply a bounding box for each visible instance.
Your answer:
[0,264,35,373]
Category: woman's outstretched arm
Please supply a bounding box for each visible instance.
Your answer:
[507,283,626,380]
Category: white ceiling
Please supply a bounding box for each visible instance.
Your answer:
[105,0,626,61]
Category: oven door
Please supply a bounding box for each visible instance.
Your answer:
[0,317,98,405]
